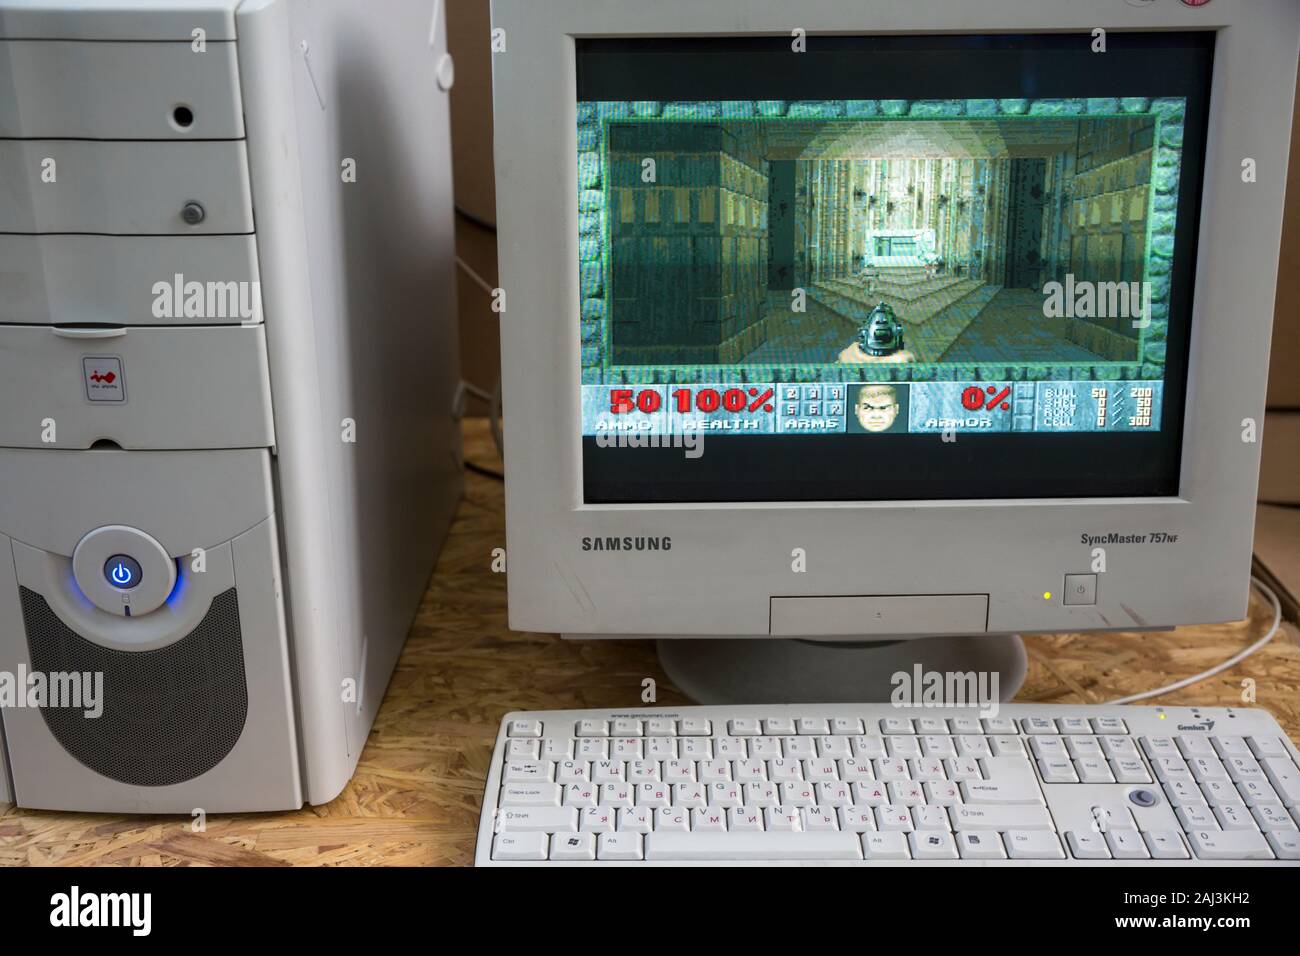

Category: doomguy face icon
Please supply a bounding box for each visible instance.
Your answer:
[855,384,900,433]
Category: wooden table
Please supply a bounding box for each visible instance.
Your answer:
[2,421,1297,866]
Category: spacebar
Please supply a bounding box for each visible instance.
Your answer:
[645,832,863,861]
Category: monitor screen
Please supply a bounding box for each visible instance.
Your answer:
[576,33,1214,503]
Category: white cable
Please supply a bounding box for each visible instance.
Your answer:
[460,381,493,404]
[455,256,496,296]
[1107,576,1283,705]
[490,375,504,462]
[452,257,504,459]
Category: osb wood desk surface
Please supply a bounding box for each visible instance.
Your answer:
[2,419,1298,866]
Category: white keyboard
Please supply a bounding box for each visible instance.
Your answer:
[474,705,1300,865]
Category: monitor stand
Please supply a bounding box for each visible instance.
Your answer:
[656,634,1026,705]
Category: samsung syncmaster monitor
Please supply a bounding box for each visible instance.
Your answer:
[492,0,1300,698]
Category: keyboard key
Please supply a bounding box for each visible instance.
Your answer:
[1065,736,1103,759]
[765,806,801,831]
[1186,828,1274,860]
[819,736,852,759]
[1144,830,1190,859]
[955,735,991,758]
[955,831,1006,859]
[508,719,542,738]
[1021,717,1056,734]
[1175,802,1218,830]
[655,807,689,832]
[550,832,596,860]
[504,760,554,783]
[562,784,596,808]
[506,738,540,759]
[832,717,864,735]
[763,718,795,735]
[1237,779,1279,807]
[729,718,761,736]
[1101,736,1139,759]
[692,808,727,831]
[576,719,608,737]
[981,717,1017,734]
[797,717,830,735]
[492,832,548,861]
[1248,736,1291,760]
[880,718,914,734]
[1261,757,1300,806]
[960,778,1044,805]
[593,760,627,784]
[597,832,643,860]
[646,718,676,736]
[1213,803,1255,831]
[913,806,949,831]
[612,719,642,736]
[636,782,670,808]
[851,735,887,759]
[1112,758,1152,783]
[1177,735,1216,758]
[910,830,959,859]
[618,807,652,833]
[921,735,956,758]
[1058,717,1090,735]
[1038,759,1079,783]
[951,805,1054,830]
[876,805,914,832]
[1005,830,1065,859]
[1252,803,1297,831]
[925,781,961,805]
[989,735,1027,757]
[1141,736,1179,759]
[679,717,711,735]
[887,736,922,758]
[1224,754,1265,783]
[981,755,1036,781]
[501,783,562,807]
[839,806,876,832]
[557,760,592,784]
[783,736,816,759]
[802,806,839,831]
[1075,757,1116,783]
[862,831,911,860]
[1090,717,1127,734]
[540,737,573,761]
[1105,829,1150,859]
[1029,736,1067,759]
[1067,831,1110,859]
[645,832,862,861]
[1212,736,1252,758]
[498,806,580,832]
[1265,831,1300,860]
[730,806,766,831]
[580,806,615,832]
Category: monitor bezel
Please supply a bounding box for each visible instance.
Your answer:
[491,0,1297,637]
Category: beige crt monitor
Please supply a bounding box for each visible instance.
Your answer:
[491,0,1300,702]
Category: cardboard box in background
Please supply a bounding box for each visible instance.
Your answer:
[1254,69,1300,615]
[1268,69,1300,411]
[447,0,500,415]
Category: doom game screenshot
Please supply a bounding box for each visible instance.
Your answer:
[580,105,1179,439]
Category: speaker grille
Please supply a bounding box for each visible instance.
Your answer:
[20,586,249,787]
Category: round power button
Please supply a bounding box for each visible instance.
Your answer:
[104,554,143,590]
